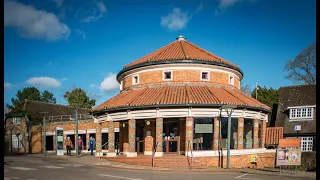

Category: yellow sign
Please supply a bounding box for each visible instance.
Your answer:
[250,154,258,163]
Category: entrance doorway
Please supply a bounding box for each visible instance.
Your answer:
[46,135,54,151]
[163,118,180,154]
[102,133,108,150]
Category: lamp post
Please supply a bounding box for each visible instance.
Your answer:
[221,104,237,169]
[70,104,81,158]
[40,112,49,156]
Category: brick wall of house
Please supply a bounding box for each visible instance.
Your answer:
[5,116,29,154]
[122,69,240,90]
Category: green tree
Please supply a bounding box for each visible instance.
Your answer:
[7,87,41,110]
[251,86,279,107]
[64,88,96,109]
[284,42,316,84]
[41,90,56,104]
[6,87,57,111]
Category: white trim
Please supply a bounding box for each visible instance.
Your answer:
[96,108,268,123]
[132,74,139,85]
[77,130,86,134]
[162,70,173,81]
[64,130,75,135]
[200,70,210,81]
[86,129,96,134]
[46,132,55,136]
[101,128,108,133]
[229,75,234,85]
[120,63,242,81]
[289,107,314,121]
[287,105,316,109]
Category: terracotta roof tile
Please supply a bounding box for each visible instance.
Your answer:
[124,38,239,69]
[94,84,270,112]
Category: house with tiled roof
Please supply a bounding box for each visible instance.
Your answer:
[274,84,316,152]
[92,36,275,168]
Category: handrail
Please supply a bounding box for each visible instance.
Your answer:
[99,142,108,159]
[152,141,159,168]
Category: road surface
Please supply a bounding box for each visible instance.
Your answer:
[4,155,307,180]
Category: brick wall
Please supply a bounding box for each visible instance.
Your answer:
[122,69,240,90]
[5,116,30,153]
[200,152,276,168]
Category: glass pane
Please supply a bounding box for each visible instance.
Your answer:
[194,117,213,150]
[244,119,253,149]
[169,141,178,152]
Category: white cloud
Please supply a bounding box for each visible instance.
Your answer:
[4,0,71,41]
[161,8,190,31]
[26,77,62,88]
[4,82,13,90]
[74,29,86,39]
[216,0,256,14]
[81,0,107,23]
[89,84,97,88]
[196,2,203,12]
[100,73,119,92]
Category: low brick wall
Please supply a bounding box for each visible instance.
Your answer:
[199,152,276,168]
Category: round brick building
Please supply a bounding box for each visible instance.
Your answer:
[92,36,274,168]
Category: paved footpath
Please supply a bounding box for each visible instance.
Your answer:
[4,154,314,180]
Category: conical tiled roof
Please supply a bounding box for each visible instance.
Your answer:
[124,36,239,69]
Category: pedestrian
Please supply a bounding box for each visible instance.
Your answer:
[88,137,94,156]
[65,136,73,156]
[78,136,83,156]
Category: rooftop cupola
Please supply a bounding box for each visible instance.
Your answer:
[176,35,186,41]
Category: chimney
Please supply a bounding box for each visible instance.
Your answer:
[176,35,186,41]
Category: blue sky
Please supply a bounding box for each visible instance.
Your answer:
[4,0,316,107]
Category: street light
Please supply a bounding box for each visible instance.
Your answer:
[40,112,49,156]
[221,104,237,169]
[70,104,81,158]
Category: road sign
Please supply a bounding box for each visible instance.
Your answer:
[294,125,301,131]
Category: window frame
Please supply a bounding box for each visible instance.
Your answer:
[132,74,139,85]
[163,70,173,81]
[120,80,123,91]
[12,134,22,148]
[200,70,210,81]
[289,107,314,121]
[229,75,234,85]
[12,117,21,125]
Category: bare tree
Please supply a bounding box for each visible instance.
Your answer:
[284,42,316,84]
[240,84,252,95]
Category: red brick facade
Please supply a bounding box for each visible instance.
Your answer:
[237,117,244,150]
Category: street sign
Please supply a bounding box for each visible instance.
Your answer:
[294,125,301,131]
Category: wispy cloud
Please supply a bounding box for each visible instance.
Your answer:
[161,8,191,31]
[215,0,257,14]
[4,82,13,90]
[89,84,97,88]
[100,73,119,93]
[4,0,71,41]
[196,2,203,12]
[74,29,86,39]
[80,0,107,23]
[54,0,63,8]
[26,76,64,88]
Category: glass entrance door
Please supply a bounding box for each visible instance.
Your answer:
[162,119,180,154]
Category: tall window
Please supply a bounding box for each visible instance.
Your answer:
[243,119,254,149]
[289,107,313,120]
[193,118,213,150]
[221,118,238,149]
[132,75,139,85]
[12,134,22,148]
[163,70,172,80]
[13,117,21,125]
[229,75,234,85]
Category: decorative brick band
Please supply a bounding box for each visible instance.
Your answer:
[108,121,115,152]
[261,120,266,148]
[185,117,194,151]
[253,119,259,149]
[213,117,219,150]
[128,119,136,152]
[96,123,102,153]
[237,117,244,150]
[156,118,163,152]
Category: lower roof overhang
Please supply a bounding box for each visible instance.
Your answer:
[92,103,270,116]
